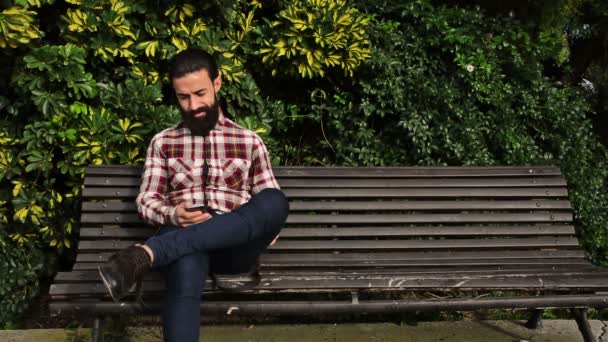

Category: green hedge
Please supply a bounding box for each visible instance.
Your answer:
[0,0,606,326]
[0,231,51,329]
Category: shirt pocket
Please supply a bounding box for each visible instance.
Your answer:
[222,158,250,190]
[167,158,204,190]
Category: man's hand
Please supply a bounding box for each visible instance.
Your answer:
[270,234,279,246]
[174,202,212,227]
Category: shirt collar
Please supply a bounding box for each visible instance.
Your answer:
[215,107,225,130]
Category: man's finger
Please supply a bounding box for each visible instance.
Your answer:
[182,211,203,219]
[184,212,207,222]
[269,234,279,246]
[180,212,212,227]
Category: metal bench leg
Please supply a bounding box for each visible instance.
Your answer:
[525,309,544,329]
[92,317,104,342]
[571,308,597,342]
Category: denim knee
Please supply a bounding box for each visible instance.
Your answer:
[165,253,208,299]
[257,188,289,229]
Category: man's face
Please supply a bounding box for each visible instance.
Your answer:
[172,68,222,136]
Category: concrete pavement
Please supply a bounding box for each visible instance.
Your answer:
[1,320,606,341]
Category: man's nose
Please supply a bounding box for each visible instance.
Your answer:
[190,96,205,110]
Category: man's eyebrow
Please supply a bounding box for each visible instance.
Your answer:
[176,88,206,96]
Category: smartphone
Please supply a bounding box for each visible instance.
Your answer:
[186,204,207,212]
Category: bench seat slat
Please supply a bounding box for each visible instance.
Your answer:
[259,250,587,261]
[72,258,591,270]
[49,271,608,296]
[70,258,592,270]
[53,265,601,283]
[75,249,585,263]
[259,258,591,267]
[47,295,608,316]
[268,238,581,250]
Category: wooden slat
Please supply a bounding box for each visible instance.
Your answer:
[272,167,562,178]
[80,212,573,225]
[82,187,138,199]
[285,213,573,224]
[80,200,573,212]
[76,249,586,263]
[84,165,562,178]
[81,201,136,212]
[78,225,576,239]
[256,274,608,290]
[49,272,608,295]
[82,187,569,199]
[283,188,569,198]
[80,213,139,224]
[277,256,586,269]
[277,225,575,237]
[47,296,608,316]
[77,237,581,252]
[258,258,591,268]
[260,250,587,261]
[262,265,602,276]
[268,238,580,250]
[288,200,572,211]
[84,176,141,187]
[279,178,567,188]
[53,266,601,283]
[80,227,155,238]
[72,258,592,270]
[84,176,567,188]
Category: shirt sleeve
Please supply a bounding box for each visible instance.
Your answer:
[250,134,280,194]
[136,136,178,226]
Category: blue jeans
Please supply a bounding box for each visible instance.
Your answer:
[145,188,289,342]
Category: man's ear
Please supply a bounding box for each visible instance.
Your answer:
[213,74,222,93]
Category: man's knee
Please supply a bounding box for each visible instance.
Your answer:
[258,188,289,221]
[260,188,289,216]
[166,254,208,298]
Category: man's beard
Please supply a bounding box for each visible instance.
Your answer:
[181,97,220,136]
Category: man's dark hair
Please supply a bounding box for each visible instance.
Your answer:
[169,48,219,81]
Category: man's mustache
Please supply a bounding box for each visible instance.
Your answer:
[185,106,211,117]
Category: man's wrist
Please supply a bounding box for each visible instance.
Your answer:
[169,206,179,226]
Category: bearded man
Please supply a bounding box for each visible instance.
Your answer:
[97,48,288,342]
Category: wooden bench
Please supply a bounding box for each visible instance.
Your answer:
[49,165,608,342]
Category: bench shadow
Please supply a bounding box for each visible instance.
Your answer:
[471,313,531,341]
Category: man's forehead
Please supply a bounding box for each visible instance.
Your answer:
[172,69,214,90]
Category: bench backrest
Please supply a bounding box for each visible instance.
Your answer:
[76,165,584,272]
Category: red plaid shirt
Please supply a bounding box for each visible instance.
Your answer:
[136,110,280,226]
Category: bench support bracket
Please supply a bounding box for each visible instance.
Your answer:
[524,309,544,329]
[92,316,103,342]
[571,308,596,342]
